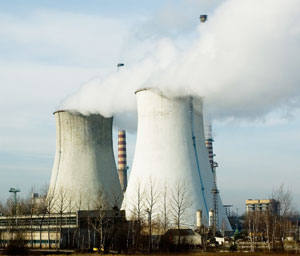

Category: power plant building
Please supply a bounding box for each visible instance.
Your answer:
[246,199,280,214]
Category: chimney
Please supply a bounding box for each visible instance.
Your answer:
[118,130,128,193]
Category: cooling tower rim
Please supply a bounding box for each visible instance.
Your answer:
[135,87,155,94]
[135,88,184,99]
[53,109,80,115]
[53,110,114,120]
[53,109,66,115]
[135,87,203,103]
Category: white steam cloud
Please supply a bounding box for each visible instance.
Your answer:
[61,0,300,130]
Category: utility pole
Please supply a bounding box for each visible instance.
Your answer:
[200,14,208,23]
[9,187,20,226]
[117,63,124,71]
[9,187,20,216]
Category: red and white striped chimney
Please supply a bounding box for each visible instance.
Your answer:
[118,130,127,193]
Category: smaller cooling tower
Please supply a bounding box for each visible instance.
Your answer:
[118,130,128,193]
[48,110,123,211]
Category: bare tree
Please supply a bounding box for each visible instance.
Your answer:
[264,210,272,251]
[170,180,192,245]
[92,189,109,250]
[159,182,169,234]
[144,178,159,252]
[46,188,56,249]
[74,190,83,249]
[129,180,145,252]
[130,180,145,222]
[66,192,73,248]
[54,187,69,250]
[271,184,294,251]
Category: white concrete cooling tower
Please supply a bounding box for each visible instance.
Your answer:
[122,88,231,231]
[48,110,123,211]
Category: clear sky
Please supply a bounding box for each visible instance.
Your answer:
[0,0,299,214]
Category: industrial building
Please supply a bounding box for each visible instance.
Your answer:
[0,210,126,249]
[246,199,280,214]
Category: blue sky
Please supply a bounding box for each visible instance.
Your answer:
[0,0,299,213]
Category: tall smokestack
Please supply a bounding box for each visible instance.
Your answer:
[118,130,127,193]
[48,110,123,211]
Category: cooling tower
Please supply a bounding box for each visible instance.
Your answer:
[48,110,123,211]
[122,88,231,231]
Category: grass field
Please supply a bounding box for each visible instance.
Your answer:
[43,253,300,256]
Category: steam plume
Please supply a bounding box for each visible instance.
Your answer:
[61,0,300,129]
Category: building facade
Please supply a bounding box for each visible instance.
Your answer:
[246,199,280,214]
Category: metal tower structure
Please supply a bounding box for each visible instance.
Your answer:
[211,161,219,234]
[205,124,219,234]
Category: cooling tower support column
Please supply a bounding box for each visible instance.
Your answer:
[48,110,123,211]
[118,130,128,193]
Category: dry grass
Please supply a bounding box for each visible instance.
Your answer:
[44,253,300,256]
[2,252,296,256]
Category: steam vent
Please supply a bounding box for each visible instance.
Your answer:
[122,88,231,230]
[48,110,123,211]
